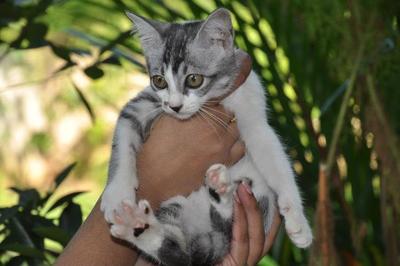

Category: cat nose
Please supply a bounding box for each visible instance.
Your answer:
[169,104,183,113]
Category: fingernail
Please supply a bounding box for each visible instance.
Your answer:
[234,191,241,204]
[241,181,253,195]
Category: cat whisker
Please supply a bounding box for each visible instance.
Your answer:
[200,108,229,129]
[201,105,232,119]
[198,110,221,140]
[200,108,235,138]
[204,100,221,104]
[199,109,222,131]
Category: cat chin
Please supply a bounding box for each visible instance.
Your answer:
[173,112,196,120]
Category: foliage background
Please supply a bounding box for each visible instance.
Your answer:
[0,0,399,265]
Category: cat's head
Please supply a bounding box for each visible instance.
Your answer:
[126,8,239,119]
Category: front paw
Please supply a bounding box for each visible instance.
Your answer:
[111,199,157,243]
[100,183,134,224]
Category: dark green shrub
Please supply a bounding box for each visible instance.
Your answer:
[0,163,84,265]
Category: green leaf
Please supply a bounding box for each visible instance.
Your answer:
[47,191,86,213]
[23,23,48,48]
[32,226,70,247]
[84,65,104,79]
[52,162,77,191]
[0,206,18,224]
[5,255,25,266]
[49,43,71,62]
[8,217,37,248]
[0,243,44,259]
[257,255,279,266]
[72,82,96,123]
[100,30,131,54]
[101,56,121,66]
[64,29,145,70]
[9,188,40,209]
[59,203,82,236]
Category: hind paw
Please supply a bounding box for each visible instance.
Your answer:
[205,164,234,196]
[280,201,313,248]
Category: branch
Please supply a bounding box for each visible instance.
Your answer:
[0,66,73,94]
[366,74,400,173]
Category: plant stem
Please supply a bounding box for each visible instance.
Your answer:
[325,43,365,176]
[366,74,400,172]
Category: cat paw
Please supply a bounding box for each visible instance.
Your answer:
[111,199,157,242]
[281,205,313,248]
[205,164,234,196]
[100,182,134,224]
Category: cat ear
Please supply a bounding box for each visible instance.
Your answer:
[195,8,234,50]
[125,11,165,55]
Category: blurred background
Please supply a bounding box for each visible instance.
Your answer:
[0,0,399,265]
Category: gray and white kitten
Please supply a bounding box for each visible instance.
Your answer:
[101,8,312,266]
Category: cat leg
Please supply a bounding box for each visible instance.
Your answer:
[100,117,140,223]
[205,164,235,219]
[111,199,190,266]
[185,164,235,265]
[239,125,312,247]
[250,126,312,248]
[223,72,312,248]
[101,88,162,224]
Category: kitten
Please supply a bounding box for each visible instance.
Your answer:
[101,8,312,265]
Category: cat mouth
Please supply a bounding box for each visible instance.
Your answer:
[163,109,197,120]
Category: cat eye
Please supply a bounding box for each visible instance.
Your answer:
[185,74,204,89]
[152,75,168,90]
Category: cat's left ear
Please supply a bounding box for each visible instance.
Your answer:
[195,8,234,50]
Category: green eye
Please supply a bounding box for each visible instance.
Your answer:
[185,74,204,89]
[152,75,167,89]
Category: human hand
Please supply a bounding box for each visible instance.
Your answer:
[136,105,244,207]
[217,184,281,266]
[208,49,252,104]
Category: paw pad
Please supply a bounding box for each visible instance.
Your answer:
[133,224,150,237]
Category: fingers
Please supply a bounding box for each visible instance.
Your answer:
[232,50,252,89]
[263,210,281,254]
[237,184,265,265]
[135,257,155,266]
[229,198,249,265]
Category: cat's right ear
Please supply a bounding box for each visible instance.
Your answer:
[125,11,164,55]
[195,8,234,50]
